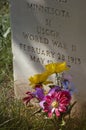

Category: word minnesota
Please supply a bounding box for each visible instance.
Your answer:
[26,2,70,18]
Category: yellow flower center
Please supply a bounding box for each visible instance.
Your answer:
[51,101,58,108]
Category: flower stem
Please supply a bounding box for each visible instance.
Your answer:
[55,73,60,86]
[51,117,62,130]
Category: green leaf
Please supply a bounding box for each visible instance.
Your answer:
[61,119,66,126]
[68,101,77,113]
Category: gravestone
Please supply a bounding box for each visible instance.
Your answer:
[10,0,86,104]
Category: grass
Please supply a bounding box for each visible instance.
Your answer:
[0,0,86,130]
[0,98,86,130]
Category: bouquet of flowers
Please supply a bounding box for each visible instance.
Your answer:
[23,62,76,130]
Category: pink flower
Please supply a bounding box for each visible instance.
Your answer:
[23,91,34,105]
[40,90,71,118]
[23,88,45,105]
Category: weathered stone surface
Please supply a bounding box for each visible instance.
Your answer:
[10,0,86,101]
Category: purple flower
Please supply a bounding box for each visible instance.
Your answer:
[62,73,76,95]
[23,88,45,105]
[33,88,45,101]
[48,86,61,95]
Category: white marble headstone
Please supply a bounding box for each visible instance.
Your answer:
[10,0,86,102]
